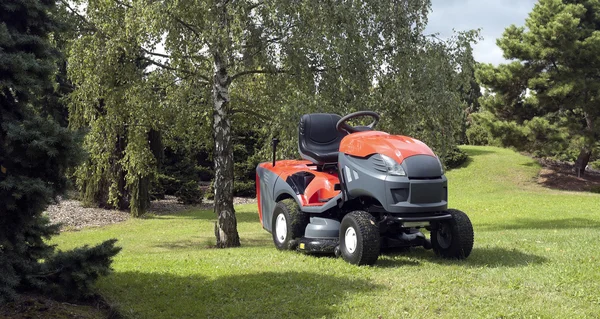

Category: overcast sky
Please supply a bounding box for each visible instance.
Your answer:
[424,0,538,65]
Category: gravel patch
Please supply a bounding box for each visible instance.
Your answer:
[45,196,257,231]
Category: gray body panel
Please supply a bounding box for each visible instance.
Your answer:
[256,166,282,232]
[339,153,448,213]
[305,217,341,238]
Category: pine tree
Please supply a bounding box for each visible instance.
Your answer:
[477,0,600,175]
[0,0,120,303]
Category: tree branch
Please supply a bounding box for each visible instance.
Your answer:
[246,0,265,12]
[142,48,171,59]
[230,66,329,82]
[113,0,133,9]
[551,58,561,75]
[58,0,97,32]
[231,107,270,121]
[142,57,210,83]
[230,69,288,81]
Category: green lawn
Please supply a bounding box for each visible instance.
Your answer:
[52,146,600,319]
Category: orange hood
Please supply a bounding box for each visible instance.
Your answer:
[339,131,436,163]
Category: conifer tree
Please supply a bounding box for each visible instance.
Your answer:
[0,0,120,303]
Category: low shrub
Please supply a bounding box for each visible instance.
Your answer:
[466,122,490,146]
[442,147,469,169]
[234,181,256,197]
[175,181,203,205]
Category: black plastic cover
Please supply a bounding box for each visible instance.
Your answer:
[286,171,315,195]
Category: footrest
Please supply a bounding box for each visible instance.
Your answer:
[297,237,339,254]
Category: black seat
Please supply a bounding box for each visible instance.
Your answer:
[298,113,347,165]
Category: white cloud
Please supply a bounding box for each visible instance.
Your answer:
[424,0,537,65]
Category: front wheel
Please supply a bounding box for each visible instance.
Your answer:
[271,199,307,250]
[339,211,380,265]
[431,209,474,259]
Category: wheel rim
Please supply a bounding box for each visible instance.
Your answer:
[275,214,287,243]
[436,223,452,249]
[344,227,358,253]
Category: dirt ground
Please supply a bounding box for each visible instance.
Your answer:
[44,195,257,231]
[535,157,600,192]
[0,294,117,319]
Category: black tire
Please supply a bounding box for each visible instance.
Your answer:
[271,199,308,250]
[339,211,380,265]
[431,209,474,259]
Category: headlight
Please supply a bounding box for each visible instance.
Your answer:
[436,156,444,175]
[380,154,406,176]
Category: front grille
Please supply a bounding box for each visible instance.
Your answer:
[410,182,444,204]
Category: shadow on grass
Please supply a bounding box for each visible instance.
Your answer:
[152,236,279,250]
[479,218,600,231]
[462,148,495,157]
[379,246,546,268]
[103,271,381,319]
[447,156,473,171]
[520,161,540,167]
[143,210,260,223]
[447,147,494,171]
[153,238,207,250]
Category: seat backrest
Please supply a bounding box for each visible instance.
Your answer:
[298,113,347,165]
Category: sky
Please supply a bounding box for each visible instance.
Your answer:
[424,0,538,65]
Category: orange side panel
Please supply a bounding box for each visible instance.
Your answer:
[339,131,436,163]
[259,160,340,207]
[300,171,340,205]
[256,173,262,224]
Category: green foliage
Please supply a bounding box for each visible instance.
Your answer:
[175,180,203,205]
[40,239,121,301]
[476,0,600,169]
[472,111,570,158]
[441,147,469,169]
[465,121,491,146]
[0,0,119,304]
[590,160,600,170]
[233,181,256,198]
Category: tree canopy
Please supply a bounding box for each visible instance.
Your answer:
[64,0,477,247]
[476,0,600,175]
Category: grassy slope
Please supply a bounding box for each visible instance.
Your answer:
[52,146,600,319]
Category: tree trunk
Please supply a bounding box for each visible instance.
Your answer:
[575,148,591,177]
[575,112,594,177]
[212,53,240,248]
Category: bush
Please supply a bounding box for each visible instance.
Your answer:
[205,181,215,200]
[197,166,214,181]
[175,180,203,205]
[40,239,121,301]
[442,147,469,169]
[466,122,490,145]
[590,160,600,170]
[234,181,256,197]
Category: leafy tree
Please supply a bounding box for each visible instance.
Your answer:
[66,0,477,247]
[0,0,119,303]
[477,0,600,175]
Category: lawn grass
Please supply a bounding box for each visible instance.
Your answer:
[51,146,600,318]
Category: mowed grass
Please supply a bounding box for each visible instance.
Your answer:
[51,146,600,319]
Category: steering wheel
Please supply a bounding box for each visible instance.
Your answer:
[336,111,380,134]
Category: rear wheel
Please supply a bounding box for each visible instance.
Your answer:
[271,199,307,250]
[431,209,474,259]
[339,211,380,265]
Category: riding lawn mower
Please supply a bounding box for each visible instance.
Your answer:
[256,111,474,265]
